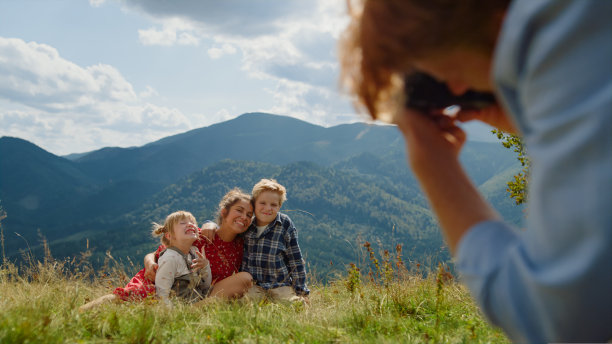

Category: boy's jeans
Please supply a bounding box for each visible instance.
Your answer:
[245,285,304,304]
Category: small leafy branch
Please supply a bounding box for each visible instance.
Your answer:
[493,129,530,205]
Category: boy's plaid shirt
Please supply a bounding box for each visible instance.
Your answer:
[241,212,309,295]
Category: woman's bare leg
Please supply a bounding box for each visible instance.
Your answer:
[79,294,119,312]
[209,272,252,299]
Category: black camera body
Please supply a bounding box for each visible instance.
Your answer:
[404,72,496,112]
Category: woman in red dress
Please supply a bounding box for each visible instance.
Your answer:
[80,188,254,311]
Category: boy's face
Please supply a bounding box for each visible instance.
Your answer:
[254,191,281,226]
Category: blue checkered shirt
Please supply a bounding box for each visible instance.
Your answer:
[241,212,309,295]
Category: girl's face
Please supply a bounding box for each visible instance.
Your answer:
[222,200,253,234]
[167,217,198,246]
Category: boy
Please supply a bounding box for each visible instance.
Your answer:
[242,178,309,303]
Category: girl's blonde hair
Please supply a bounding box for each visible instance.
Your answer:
[216,188,253,225]
[339,0,509,120]
[252,178,287,205]
[152,210,197,246]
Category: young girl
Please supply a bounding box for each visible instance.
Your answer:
[79,210,211,311]
[152,211,211,305]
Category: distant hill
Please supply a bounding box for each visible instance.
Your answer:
[72,113,402,184]
[0,113,524,277]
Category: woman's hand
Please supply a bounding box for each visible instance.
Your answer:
[199,221,218,242]
[394,108,466,172]
[144,253,158,282]
[456,104,517,134]
[191,247,209,271]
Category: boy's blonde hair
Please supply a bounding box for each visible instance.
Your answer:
[152,210,197,246]
[252,178,287,205]
[216,188,254,225]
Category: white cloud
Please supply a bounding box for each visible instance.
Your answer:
[214,108,234,122]
[0,37,194,155]
[138,27,176,46]
[207,43,236,59]
[0,37,138,112]
[119,0,354,125]
[89,0,107,7]
[177,32,199,46]
[120,0,311,38]
[139,85,158,98]
[138,18,200,46]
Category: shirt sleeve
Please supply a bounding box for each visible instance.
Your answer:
[461,0,612,342]
[283,219,309,296]
[155,253,180,302]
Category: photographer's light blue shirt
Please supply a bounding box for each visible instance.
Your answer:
[456,0,612,342]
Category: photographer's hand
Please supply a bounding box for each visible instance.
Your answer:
[394,108,501,253]
[456,104,518,134]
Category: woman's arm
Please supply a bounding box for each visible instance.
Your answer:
[144,245,168,281]
[144,252,158,281]
[394,109,501,252]
[199,221,218,242]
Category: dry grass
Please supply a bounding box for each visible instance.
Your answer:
[0,213,508,343]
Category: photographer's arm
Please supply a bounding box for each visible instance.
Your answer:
[394,109,501,253]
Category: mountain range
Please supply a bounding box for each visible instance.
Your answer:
[0,112,524,278]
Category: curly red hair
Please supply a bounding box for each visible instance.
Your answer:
[339,0,509,120]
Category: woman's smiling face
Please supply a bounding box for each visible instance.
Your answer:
[222,199,253,234]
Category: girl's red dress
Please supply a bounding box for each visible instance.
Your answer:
[113,232,244,301]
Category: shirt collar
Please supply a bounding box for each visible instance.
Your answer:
[250,212,282,230]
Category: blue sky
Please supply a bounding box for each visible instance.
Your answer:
[0,0,495,156]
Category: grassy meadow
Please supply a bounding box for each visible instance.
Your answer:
[0,219,508,343]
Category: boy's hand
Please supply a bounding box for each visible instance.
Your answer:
[200,222,218,242]
[191,248,209,271]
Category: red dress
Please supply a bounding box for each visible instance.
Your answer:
[113,233,244,301]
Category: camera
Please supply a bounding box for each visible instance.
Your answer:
[404,72,496,112]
